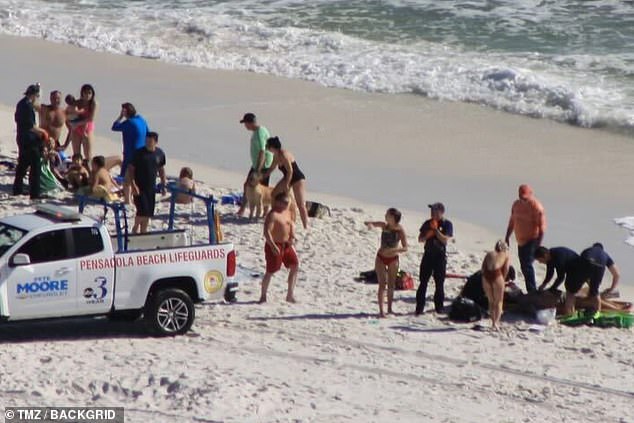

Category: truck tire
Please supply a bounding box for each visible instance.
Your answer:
[145,289,195,336]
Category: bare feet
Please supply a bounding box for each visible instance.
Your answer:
[379,312,386,318]
[286,296,297,303]
[258,297,267,304]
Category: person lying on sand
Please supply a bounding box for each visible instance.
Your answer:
[365,208,408,318]
[259,192,299,304]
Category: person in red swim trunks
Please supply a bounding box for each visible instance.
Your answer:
[259,192,300,304]
[365,208,408,318]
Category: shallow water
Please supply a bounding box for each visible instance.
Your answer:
[1,0,633,133]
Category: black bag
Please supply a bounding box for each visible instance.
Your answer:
[449,297,483,323]
[357,270,378,284]
[306,201,331,218]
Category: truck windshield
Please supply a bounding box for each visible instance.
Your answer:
[0,223,27,258]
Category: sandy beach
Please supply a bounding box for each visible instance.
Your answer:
[0,33,634,423]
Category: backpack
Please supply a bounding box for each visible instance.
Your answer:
[306,201,331,218]
[395,271,415,290]
[449,297,483,323]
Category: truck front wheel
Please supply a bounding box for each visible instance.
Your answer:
[145,289,195,336]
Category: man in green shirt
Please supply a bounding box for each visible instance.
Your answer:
[237,113,274,216]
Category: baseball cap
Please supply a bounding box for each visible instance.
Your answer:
[428,202,445,213]
[240,113,256,124]
[519,184,533,199]
[24,83,40,96]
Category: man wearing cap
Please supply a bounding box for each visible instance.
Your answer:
[505,184,546,293]
[237,113,273,216]
[416,202,454,314]
[13,84,48,199]
[563,243,620,315]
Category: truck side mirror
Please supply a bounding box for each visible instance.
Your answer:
[11,253,31,267]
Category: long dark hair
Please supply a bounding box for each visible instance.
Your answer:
[80,84,96,111]
[266,136,282,150]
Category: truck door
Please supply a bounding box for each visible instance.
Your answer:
[72,226,115,315]
[6,229,77,319]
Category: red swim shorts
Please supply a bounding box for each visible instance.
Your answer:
[265,242,299,273]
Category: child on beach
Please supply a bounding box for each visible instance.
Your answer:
[259,192,299,304]
[365,208,408,318]
[64,153,90,191]
[481,240,510,330]
[175,167,196,204]
[88,155,122,202]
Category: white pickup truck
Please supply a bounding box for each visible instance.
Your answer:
[0,204,237,336]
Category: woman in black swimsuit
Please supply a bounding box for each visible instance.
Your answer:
[264,136,309,229]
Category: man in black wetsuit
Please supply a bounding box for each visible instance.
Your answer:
[535,246,580,292]
[13,84,48,199]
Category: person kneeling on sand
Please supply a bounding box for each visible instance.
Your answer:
[365,208,408,318]
[259,192,299,304]
[563,243,620,316]
[535,246,579,293]
[481,240,510,330]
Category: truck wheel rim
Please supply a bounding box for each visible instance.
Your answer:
[157,298,189,332]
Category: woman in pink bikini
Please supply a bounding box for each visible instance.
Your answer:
[70,84,98,161]
[365,208,408,318]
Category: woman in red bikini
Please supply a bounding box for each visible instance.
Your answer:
[365,208,408,318]
[70,84,98,161]
[481,240,510,330]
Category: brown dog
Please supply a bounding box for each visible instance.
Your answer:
[245,172,273,220]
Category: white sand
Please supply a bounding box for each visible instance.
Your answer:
[1,103,633,423]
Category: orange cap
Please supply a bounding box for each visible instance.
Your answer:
[519,184,533,200]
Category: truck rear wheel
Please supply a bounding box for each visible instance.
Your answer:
[145,289,195,336]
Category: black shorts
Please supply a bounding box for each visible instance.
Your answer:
[248,167,270,186]
[134,190,156,217]
[564,258,604,296]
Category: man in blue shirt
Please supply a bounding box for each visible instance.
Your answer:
[112,103,149,203]
[112,103,148,178]
[535,246,579,292]
[416,203,454,314]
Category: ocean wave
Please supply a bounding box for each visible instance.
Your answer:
[0,0,633,133]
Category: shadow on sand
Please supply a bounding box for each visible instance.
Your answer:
[0,317,151,344]
[247,312,375,322]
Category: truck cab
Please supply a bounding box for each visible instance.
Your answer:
[0,204,237,336]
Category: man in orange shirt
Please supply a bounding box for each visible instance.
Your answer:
[505,184,546,293]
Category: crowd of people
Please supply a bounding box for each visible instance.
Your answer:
[363,185,622,329]
[10,83,624,325]
[11,83,170,234]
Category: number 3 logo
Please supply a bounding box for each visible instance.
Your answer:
[94,276,108,299]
